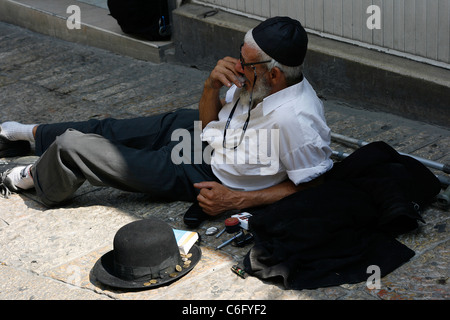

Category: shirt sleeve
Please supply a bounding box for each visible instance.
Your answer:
[277,109,334,185]
[281,140,333,184]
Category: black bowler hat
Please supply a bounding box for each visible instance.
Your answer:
[252,16,308,67]
[92,218,201,290]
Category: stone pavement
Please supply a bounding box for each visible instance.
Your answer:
[0,17,449,303]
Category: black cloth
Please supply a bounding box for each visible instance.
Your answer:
[243,141,441,290]
[107,0,171,40]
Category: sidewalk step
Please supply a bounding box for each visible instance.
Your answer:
[0,0,173,63]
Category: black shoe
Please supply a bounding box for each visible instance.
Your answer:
[0,136,31,158]
[183,202,210,228]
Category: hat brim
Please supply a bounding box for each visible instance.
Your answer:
[92,245,202,290]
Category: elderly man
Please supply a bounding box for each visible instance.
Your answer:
[0,17,333,227]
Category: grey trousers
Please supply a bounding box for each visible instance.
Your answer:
[31,109,216,207]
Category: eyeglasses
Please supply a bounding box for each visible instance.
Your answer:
[239,43,271,71]
[222,45,271,149]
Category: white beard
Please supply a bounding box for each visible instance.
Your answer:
[239,75,271,108]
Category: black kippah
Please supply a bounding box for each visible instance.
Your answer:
[252,16,308,67]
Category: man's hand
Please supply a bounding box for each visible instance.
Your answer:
[194,181,242,216]
[206,56,243,90]
[194,178,323,217]
[199,56,244,129]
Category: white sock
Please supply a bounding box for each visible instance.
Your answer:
[0,121,37,142]
[8,165,34,190]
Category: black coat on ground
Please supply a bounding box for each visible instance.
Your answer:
[244,141,441,290]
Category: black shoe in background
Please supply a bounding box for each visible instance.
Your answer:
[183,202,210,228]
[0,136,31,158]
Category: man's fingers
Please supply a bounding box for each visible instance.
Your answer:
[211,70,239,89]
[194,181,218,190]
[196,193,215,215]
[210,57,242,89]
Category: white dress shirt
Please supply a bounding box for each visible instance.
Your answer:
[202,78,333,191]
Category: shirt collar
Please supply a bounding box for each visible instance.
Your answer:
[261,78,306,116]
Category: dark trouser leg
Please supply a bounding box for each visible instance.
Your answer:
[34,110,198,155]
[31,110,216,206]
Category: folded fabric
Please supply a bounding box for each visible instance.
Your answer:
[243,142,441,290]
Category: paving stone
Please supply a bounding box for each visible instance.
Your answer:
[0,264,112,300]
